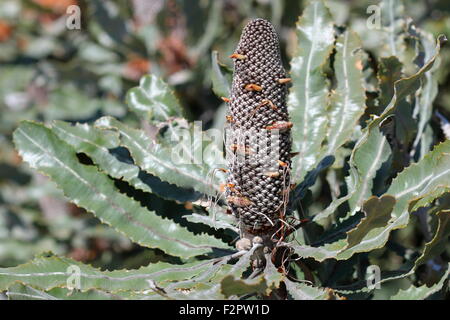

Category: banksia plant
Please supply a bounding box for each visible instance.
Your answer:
[1,0,449,301]
[225,19,292,242]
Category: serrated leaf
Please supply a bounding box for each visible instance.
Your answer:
[164,248,256,300]
[341,140,450,260]
[13,121,230,258]
[326,30,366,154]
[414,210,450,267]
[6,283,145,300]
[346,195,395,248]
[95,116,222,196]
[411,31,440,159]
[52,120,138,180]
[408,186,450,213]
[313,125,390,222]
[284,279,328,300]
[379,35,444,121]
[288,0,335,183]
[295,140,450,262]
[291,239,346,262]
[0,254,218,293]
[163,262,228,299]
[184,213,238,233]
[388,141,450,219]
[126,74,184,123]
[390,264,449,300]
[52,120,200,202]
[313,35,443,224]
[263,256,283,290]
[218,247,274,298]
[347,125,391,214]
[126,74,226,174]
[6,283,60,300]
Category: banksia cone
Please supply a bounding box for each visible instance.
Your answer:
[224,19,292,239]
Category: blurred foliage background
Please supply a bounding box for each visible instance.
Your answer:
[0,0,449,295]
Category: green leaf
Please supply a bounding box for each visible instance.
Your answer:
[164,248,256,299]
[288,0,335,183]
[346,195,395,249]
[313,35,443,224]
[6,283,145,300]
[211,51,231,98]
[51,121,137,180]
[390,264,449,300]
[388,140,450,219]
[284,279,328,300]
[6,283,59,300]
[295,140,450,262]
[263,257,284,290]
[347,126,391,214]
[218,246,268,298]
[0,254,217,293]
[291,240,346,262]
[184,212,238,233]
[380,0,406,58]
[411,31,440,159]
[414,210,450,267]
[95,116,223,196]
[204,205,238,230]
[220,275,268,298]
[126,74,184,123]
[378,35,445,121]
[52,120,200,202]
[125,74,226,176]
[162,261,229,299]
[313,125,390,222]
[326,30,366,154]
[13,121,230,258]
[408,186,450,213]
[341,140,450,260]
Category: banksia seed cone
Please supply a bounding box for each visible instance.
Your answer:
[225,19,292,238]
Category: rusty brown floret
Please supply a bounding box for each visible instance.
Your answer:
[277,78,292,84]
[229,53,247,60]
[244,83,263,92]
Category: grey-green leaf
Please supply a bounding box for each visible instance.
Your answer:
[0,254,216,293]
[13,121,230,258]
[95,116,223,196]
[288,0,335,183]
[284,279,328,300]
[126,74,184,123]
[326,30,366,154]
[390,264,449,300]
